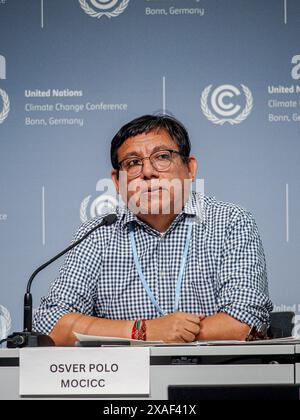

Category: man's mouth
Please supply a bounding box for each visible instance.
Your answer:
[141,187,164,194]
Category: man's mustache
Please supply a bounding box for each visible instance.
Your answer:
[126,180,172,195]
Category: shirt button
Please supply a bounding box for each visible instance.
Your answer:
[160,272,165,279]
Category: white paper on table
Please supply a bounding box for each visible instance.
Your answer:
[74,332,163,346]
[74,333,217,346]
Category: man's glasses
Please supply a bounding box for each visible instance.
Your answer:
[118,149,184,178]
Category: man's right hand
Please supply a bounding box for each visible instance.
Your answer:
[146,312,205,343]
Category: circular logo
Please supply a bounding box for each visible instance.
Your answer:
[90,0,119,10]
[0,88,10,124]
[79,0,130,18]
[201,84,253,125]
[0,305,11,341]
[80,194,118,222]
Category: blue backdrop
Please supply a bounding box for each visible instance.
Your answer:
[0,0,299,335]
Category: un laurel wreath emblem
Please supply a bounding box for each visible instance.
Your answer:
[80,194,118,222]
[0,304,11,341]
[0,88,10,124]
[201,84,253,125]
[79,0,130,18]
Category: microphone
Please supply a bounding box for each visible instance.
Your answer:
[7,213,118,348]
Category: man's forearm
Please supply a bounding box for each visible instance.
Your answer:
[49,313,133,346]
[49,311,251,346]
[197,313,250,341]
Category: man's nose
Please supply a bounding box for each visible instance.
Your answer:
[140,158,159,179]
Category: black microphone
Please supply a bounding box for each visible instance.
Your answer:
[7,213,118,348]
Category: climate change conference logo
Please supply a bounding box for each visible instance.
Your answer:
[201,84,253,125]
[0,304,11,341]
[0,89,9,124]
[80,194,118,222]
[79,0,130,19]
[0,55,10,125]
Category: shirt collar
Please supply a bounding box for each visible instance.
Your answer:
[182,191,206,224]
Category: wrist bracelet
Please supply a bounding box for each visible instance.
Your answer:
[131,320,147,341]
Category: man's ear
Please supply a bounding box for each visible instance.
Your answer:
[187,156,197,181]
[111,169,120,193]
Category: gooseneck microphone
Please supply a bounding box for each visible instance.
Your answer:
[7,213,118,348]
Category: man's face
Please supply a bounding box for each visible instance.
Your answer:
[112,129,197,216]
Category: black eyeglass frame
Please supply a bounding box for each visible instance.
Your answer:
[117,149,187,175]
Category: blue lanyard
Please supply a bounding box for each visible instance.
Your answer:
[129,222,193,316]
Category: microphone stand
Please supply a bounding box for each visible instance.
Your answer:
[6,214,118,348]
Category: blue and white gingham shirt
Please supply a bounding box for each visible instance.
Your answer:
[33,192,273,335]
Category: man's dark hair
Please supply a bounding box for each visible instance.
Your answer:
[110,114,191,169]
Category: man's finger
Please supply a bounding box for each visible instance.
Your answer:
[180,330,196,343]
[185,313,203,324]
[184,322,200,336]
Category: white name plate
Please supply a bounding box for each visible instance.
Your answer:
[20,347,150,396]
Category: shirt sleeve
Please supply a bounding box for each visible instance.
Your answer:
[217,208,273,329]
[33,224,102,335]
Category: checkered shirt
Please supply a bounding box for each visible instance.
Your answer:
[33,192,273,335]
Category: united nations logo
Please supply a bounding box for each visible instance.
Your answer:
[0,88,10,124]
[79,0,130,19]
[0,305,11,341]
[80,194,118,222]
[201,84,253,125]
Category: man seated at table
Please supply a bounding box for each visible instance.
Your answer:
[33,114,273,345]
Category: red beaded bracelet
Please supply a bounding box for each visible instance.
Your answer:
[131,320,147,341]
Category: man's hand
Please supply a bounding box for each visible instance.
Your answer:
[194,313,250,341]
[146,312,205,343]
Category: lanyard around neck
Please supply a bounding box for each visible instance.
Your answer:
[129,222,193,316]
